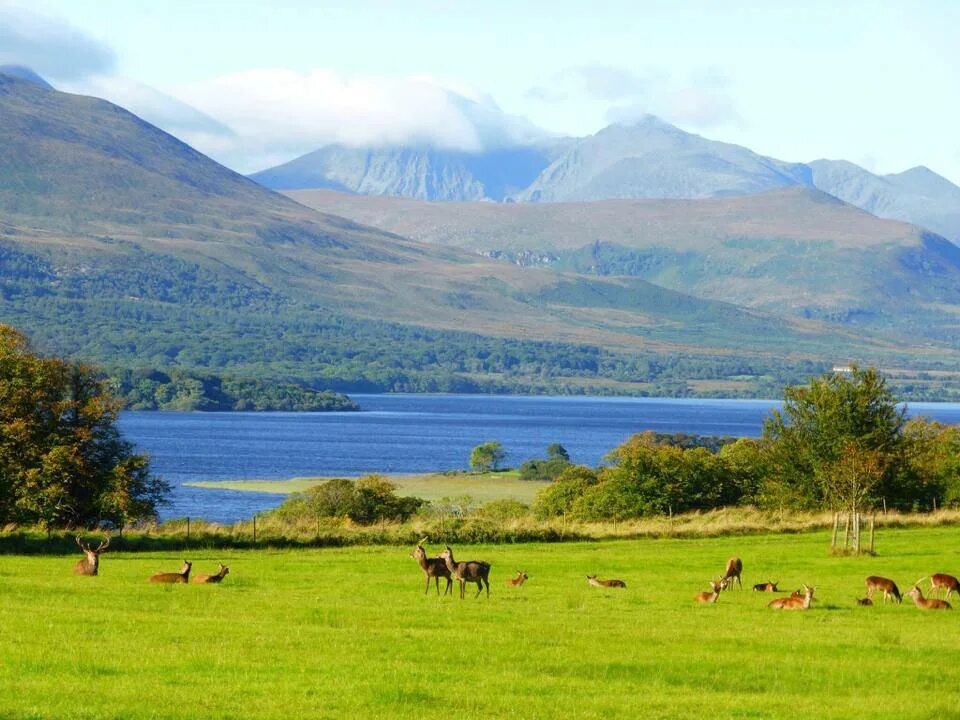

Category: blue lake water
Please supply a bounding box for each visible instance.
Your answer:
[118,394,960,523]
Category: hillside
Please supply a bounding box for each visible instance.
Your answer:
[286,187,960,345]
[0,71,913,398]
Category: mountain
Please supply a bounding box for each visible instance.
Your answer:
[286,186,960,346]
[249,143,563,201]
[0,65,53,90]
[809,160,960,245]
[516,115,812,202]
[1,71,894,398]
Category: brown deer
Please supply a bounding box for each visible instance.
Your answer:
[752,580,780,592]
[149,560,192,584]
[856,596,873,606]
[506,571,529,587]
[929,573,960,600]
[905,581,952,611]
[865,576,902,604]
[768,584,815,610]
[694,579,724,604]
[722,557,743,589]
[586,575,626,588]
[192,564,229,584]
[439,546,491,599]
[73,536,109,576]
[411,539,452,596]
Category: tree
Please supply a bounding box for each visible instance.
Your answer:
[469,442,506,473]
[546,444,570,462]
[0,325,168,527]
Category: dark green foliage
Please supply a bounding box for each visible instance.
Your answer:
[271,476,424,525]
[519,443,572,482]
[532,466,599,520]
[470,442,506,472]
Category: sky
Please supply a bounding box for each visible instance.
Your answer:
[1,0,958,182]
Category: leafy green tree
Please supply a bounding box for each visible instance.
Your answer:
[531,465,597,519]
[547,444,570,462]
[470,442,506,472]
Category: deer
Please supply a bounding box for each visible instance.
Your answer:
[694,579,724,604]
[73,535,110,576]
[149,560,192,584]
[586,575,626,588]
[192,564,229,584]
[752,580,780,592]
[439,546,491,599]
[929,573,960,600]
[506,571,529,587]
[856,596,873,606]
[768,584,815,610]
[865,576,902,604]
[721,557,743,589]
[905,580,952,611]
[411,538,452,596]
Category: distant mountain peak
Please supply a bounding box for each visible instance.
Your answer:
[0,65,53,90]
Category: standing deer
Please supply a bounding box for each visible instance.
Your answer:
[929,573,959,600]
[586,575,626,588]
[768,584,815,610]
[149,560,192,584]
[73,536,109,576]
[752,580,780,592]
[506,571,529,587]
[694,580,724,604]
[722,557,743,589]
[193,564,229,584]
[439,546,491,599]
[865,576,902,604]
[411,538,452,596]
[905,581,952,610]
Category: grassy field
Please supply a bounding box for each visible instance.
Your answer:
[186,470,551,504]
[1,526,959,719]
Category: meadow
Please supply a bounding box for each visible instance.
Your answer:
[1,526,959,719]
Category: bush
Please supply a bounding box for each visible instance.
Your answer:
[531,465,598,519]
[270,475,424,525]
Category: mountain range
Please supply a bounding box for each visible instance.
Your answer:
[253,116,960,246]
[2,66,960,399]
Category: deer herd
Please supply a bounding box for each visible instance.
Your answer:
[71,534,957,614]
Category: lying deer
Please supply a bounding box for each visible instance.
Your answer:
[722,557,743,589]
[694,580,724,604]
[73,535,110,576]
[411,539,452,596]
[905,581,952,611]
[506,571,529,587]
[149,560,192,584]
[752,580,780,592]
[439,546,491,599]
[586,575,626,588]
[769,584,815,610]
[929,573,960,600]
[193,564,229,584]
[865,576,902,604]
[855,596,873,606]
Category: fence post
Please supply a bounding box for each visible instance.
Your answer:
[869,515,875,554]
[253,514,257,544]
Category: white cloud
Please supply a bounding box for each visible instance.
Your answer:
[170,69,548,173]
[0,4,114,81]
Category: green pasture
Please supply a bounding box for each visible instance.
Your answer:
[1,526,959,719]
[186,469,550,504]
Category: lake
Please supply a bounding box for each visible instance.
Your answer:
[118,394,960,522]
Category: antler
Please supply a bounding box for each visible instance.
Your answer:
[418,536,428,546]
[95,536,110,552]
[75,535,90,552]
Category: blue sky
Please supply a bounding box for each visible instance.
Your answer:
[2,0,958,181]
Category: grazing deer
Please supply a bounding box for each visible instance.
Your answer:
[73,536,109,576]
[193,564,229,584]
[439,546,491,599]
[586,575,626,588]
[856,596,873,606]
[694,580,724,604]
[865,576,902,604]
[768,584,815,610]
[722,557,743,589]
[752,580,780,592]
[929,573,960,600]
[149,560,192,584]
[905,581,952,611]
[506,571,529,587]
[411,539,452,596]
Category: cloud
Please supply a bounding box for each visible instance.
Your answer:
[0,4,114,81]
[526,65,661,103]
[170,69,548,173]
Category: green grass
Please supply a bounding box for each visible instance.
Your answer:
[1,526,959,718]
[186,469,550,504]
